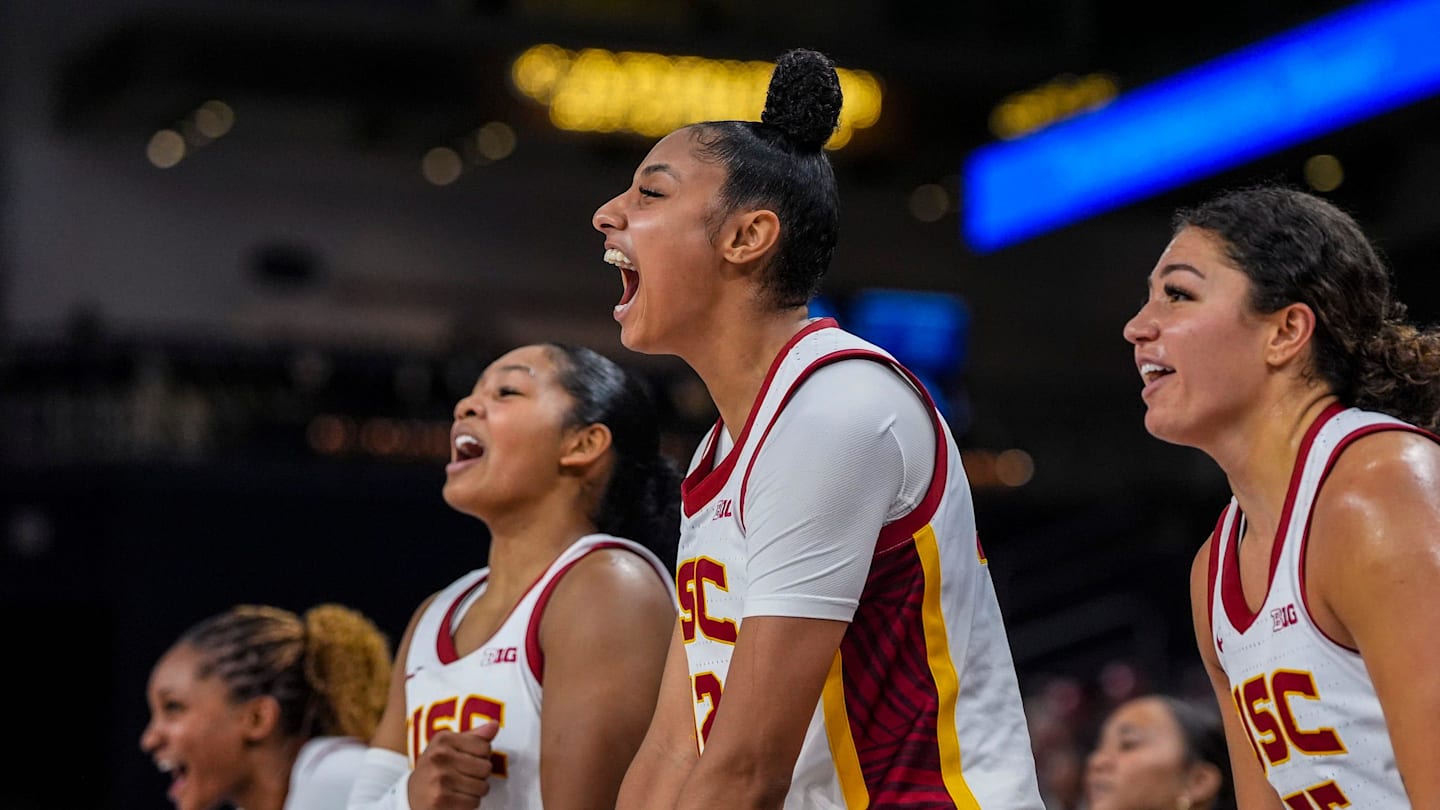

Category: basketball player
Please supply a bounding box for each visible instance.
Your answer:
[347,343,678,810]
[141,603,392,810]
[591,49,1043,808]
[1123,186,1440,807]
[1085,695,1233,810]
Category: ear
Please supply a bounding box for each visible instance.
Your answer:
[1183,761,1223,806]
[1265,302,1316,368]
[240,695,281,744]
[720,209,780,266]
[559,423,613,472]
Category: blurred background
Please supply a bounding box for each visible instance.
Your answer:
[2,0,1438,806]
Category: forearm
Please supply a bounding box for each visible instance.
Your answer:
[346,748,412,810]
[615,734,695,810]
[673,752,790,810]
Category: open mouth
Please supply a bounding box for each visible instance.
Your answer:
[453,433,484,463]
[605,248,639,308]
[157,760,188,802]
[1140,362,1175,386]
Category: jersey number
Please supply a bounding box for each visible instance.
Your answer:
[692,672,723,747]
[1283,780,1351,809]
[411,694,510,777]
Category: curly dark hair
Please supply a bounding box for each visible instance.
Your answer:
[1176,185,1440,430]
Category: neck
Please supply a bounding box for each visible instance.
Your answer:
[683,306,812,439]
[234,737,303,810]
[1210,388,1339,537]
[480,491,597,597]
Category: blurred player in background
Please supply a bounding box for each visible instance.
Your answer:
[141,602,392,810]
[1085,694,1233,810]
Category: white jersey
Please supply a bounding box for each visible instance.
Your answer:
[1208,404,1436,808]
[403,534,669,809]
[284,736,368,810]
[677,319,1042,809]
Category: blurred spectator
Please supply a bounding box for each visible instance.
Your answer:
[1084,694,1233,810]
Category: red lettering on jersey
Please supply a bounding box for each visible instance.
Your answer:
[1272,670,1345,756]
[1241,675,1291,766]
[421,695,510,778]
[712,499,734,520]
[1283,780,1351,809]
[676,557,738,644]
[693,672,723,744]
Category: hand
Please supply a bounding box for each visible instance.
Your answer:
[407,721,500,810]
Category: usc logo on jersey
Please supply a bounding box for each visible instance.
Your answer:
[1231,668,1346,770]
[676,556,738,644]
[409,695,509,777]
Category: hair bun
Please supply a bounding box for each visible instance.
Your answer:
[761,49,842,152]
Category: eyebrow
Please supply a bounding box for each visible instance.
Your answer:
[1146,261,1205,290]
[1158,262,1204,280]
[640,163,680,181]
[493,364,535,376]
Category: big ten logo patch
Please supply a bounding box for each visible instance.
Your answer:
[478,646,518,666]
[711,498,734,521]
[1271,603,1299,632]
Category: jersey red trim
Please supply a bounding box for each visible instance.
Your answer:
[435,573,489,665]
[731,348,948,554]
[1298,421,1439,654]
[1220,402,1344,633]
[680,318,837,518]
[523,543,669,684]
[1205,506,1229,648]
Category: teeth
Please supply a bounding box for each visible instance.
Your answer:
[157,760,175,774]
[455,434,480,452]
[1141,363,1173,376]
[604,248,634,270]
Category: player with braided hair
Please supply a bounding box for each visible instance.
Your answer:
[141,603,392,810]
[593,48,1043,809]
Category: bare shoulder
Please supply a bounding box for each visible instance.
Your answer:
[544,547,674,629]
[1314,430,1440,561]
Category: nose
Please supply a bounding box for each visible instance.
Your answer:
[1123,303,1158,345]
[140,717,160,755]
[592,192,624,234]
[1085,746,1113,777]
[454,395,485,422]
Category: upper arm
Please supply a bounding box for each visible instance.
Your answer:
[538,549,676,809]
[1312,432,1440,805]
[741,360,929,622]
[367,595,435,754]
[1189,539,1284,810]
[616,622,701,810]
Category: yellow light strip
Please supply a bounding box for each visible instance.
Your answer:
[511,45,883,149]
[988,72,1118,140]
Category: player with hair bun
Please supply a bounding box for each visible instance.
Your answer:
[593,48,1044,809]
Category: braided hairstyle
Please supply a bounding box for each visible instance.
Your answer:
[177,603,391,741]
[1176,185,1440,430]
[687,48,843,309]
[544,343,681,567]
